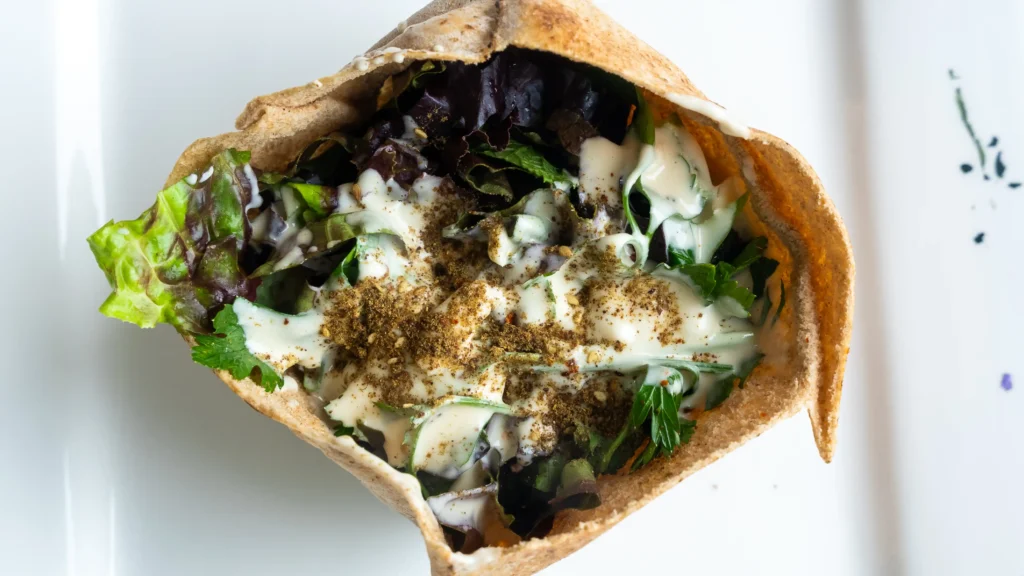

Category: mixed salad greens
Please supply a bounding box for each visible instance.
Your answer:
[89,48,783,551]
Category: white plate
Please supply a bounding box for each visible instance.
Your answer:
[2,1,1021,574]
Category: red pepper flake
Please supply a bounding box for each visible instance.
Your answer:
[566,359,579,375]
[283,319,290,325]
[660,380,669,387]
[505,312,514,325]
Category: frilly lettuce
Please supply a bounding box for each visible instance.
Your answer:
[88,150,256,332]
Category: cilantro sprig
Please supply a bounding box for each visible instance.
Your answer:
[191,304,284,392]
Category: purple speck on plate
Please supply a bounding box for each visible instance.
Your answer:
[1001,373,1013,391]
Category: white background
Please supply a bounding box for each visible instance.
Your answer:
[2,0,1022,574]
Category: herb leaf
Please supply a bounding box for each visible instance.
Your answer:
[476,140,572,186]
[679,263,717,300]
[668,247,696,267]
[711,262,755,315]
[626,383,684,459]
[191,304,283,392]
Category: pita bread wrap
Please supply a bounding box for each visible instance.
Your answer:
[160,0,854,573]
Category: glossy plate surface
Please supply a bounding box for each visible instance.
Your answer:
[2,1,1021,574]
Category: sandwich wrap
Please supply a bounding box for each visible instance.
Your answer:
[139,0,853,573]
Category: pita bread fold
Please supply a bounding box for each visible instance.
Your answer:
[167,1,854,574]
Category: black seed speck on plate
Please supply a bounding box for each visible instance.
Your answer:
[995,151,1007,178]
[960,163,974,173]
[989,136,999,147]
[1010,182,1021,189]
[974,232,985,244]
[985,174,991,180]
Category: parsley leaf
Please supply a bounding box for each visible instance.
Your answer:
[679,263,717,300]
[710,263,755,314]
[713,277,756,312]
[670,247,759,314]
[668,247,696,267]
[191,305,284,392]
[629,385,685,458]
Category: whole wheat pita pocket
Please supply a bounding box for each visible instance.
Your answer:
[130,0,852,573]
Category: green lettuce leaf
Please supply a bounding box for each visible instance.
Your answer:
[88,149,257,332]
[475,140,573,186]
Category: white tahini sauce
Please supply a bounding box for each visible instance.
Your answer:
[666,93,751,139]
[237,112,762,494]
[233,299,331,374]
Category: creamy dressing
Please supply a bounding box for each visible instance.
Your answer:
[578,133,640,207]
[324,376,412,467]
[242,164,263,212]
[640,124,712,224]
[240,115,763,490]
[666,93,752,139]
[426,484,498,532]
[411,405,503,478]
[660,201,737,264]
[351,169,429,249]
[485,189,561,268]
[233,299,330,374]
[355,234,411,281]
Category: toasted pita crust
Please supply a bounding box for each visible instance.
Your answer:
[166,1,854,573]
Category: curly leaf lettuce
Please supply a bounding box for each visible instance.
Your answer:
[87,149,257,332]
